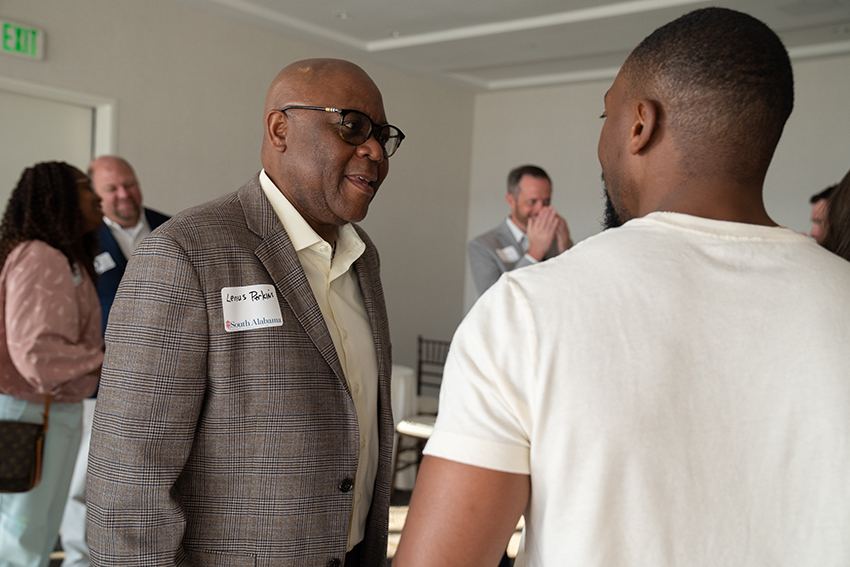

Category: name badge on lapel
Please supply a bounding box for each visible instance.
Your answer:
[221,285,283,332]
[93,251,117,275]
[496,246,520,263]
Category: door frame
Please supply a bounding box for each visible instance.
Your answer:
[0,75,116,158]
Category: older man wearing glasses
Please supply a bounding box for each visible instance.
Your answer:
[87,59,403,567]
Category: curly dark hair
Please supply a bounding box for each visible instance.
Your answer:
[0,161,99,281]
[822,168,850,262]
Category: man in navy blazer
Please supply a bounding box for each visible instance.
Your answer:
[468,165,572,296]
[59,155,169,567]
[88,156,170,331]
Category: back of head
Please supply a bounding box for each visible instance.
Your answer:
[507,165,550,196]
[0,161,84,270]
[822,169,850,261]
[623,8,793,182]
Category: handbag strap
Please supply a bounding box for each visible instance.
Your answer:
[41,394,51,433]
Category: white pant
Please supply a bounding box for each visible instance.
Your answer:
[0,395,82,567]
[59,399,96,567]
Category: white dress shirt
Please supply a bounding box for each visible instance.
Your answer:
[259,170,379,551]
[102,214,151,260]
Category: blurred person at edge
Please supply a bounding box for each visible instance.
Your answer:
[821,168,850,262]
[0,162,104,567]
[809,184,835,244]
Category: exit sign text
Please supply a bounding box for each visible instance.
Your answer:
[1,19,43,59]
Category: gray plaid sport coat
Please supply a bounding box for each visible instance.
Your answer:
[86,175,393,567]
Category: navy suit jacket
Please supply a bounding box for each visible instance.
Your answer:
[95,208,170,333]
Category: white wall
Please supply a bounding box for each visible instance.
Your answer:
[465,54,850,312]
[0,0,474,367]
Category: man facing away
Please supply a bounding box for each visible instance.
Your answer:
[86,59,404,566]
[467,165,571,296]
[395,8,850,567]
[60,156,169,567]
[809,184,835,245]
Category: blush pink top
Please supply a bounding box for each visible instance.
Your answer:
[0,240,103,403]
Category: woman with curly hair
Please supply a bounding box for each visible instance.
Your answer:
[822,168,850,262]
[0,161,105,567]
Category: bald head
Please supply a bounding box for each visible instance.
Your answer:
[89,156,142,228]
[263,59,381,117]
[259,58,392,243]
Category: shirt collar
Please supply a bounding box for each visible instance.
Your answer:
[505,216,525,244]
[103,214,147,238]
[259,169,365,261]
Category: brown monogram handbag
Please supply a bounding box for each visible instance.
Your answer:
[0,396,50,493]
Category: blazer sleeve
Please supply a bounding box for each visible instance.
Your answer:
[86,230,207,567]
[468,238,505,296]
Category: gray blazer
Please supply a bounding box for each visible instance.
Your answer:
[468,219,559,295]
[87,175,393,567]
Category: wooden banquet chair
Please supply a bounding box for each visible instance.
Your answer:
[390,336,451,497]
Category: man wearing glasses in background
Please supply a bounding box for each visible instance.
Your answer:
[87,58,403,567]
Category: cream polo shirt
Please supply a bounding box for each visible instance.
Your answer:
[259,170,379,551]
[103,213,151,260]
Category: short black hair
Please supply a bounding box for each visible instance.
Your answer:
[507,165,550,196]
[623,7,794,182]
[810,184,836,204]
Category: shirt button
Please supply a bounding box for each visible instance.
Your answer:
[353,382,360,393]
[360,438,366,449]
[338,478,354,492]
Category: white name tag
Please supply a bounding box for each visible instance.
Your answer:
[496,245,520,263]
[221,285,283,332]
[93,251,117,275]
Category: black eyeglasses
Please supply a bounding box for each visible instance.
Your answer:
[280,105,405,158]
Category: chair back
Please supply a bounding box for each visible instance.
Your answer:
[417,336,451,398]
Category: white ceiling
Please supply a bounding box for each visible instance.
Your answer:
[179,0,850,91]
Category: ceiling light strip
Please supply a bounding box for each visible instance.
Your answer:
[477,39,850,91]
[366,0,707,52]
[482,67,621,90]
[203,0,367,49]
[787,39,850,60]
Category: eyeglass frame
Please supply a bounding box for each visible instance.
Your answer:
[279,105,405,158]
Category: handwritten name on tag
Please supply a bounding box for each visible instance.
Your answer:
[93,251,117,275]
[221,284,283,332]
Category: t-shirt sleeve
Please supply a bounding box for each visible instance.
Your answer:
[424,276,536,474]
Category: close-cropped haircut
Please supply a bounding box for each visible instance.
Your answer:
[0,161,98,281]
[507,165,550,196]
[822,169,850,262]
[622,8,794,181]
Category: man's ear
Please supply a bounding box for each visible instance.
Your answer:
[629,99,657,155]
[505,192,515,209]
[266,110,287,153]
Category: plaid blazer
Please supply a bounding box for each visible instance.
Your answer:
[87,175,393,567]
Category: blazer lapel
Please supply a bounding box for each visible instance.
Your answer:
[351,234,389,389]
[240,176,348,388]
[494,220,524,266]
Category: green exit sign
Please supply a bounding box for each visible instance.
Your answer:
[1,19,43,59]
